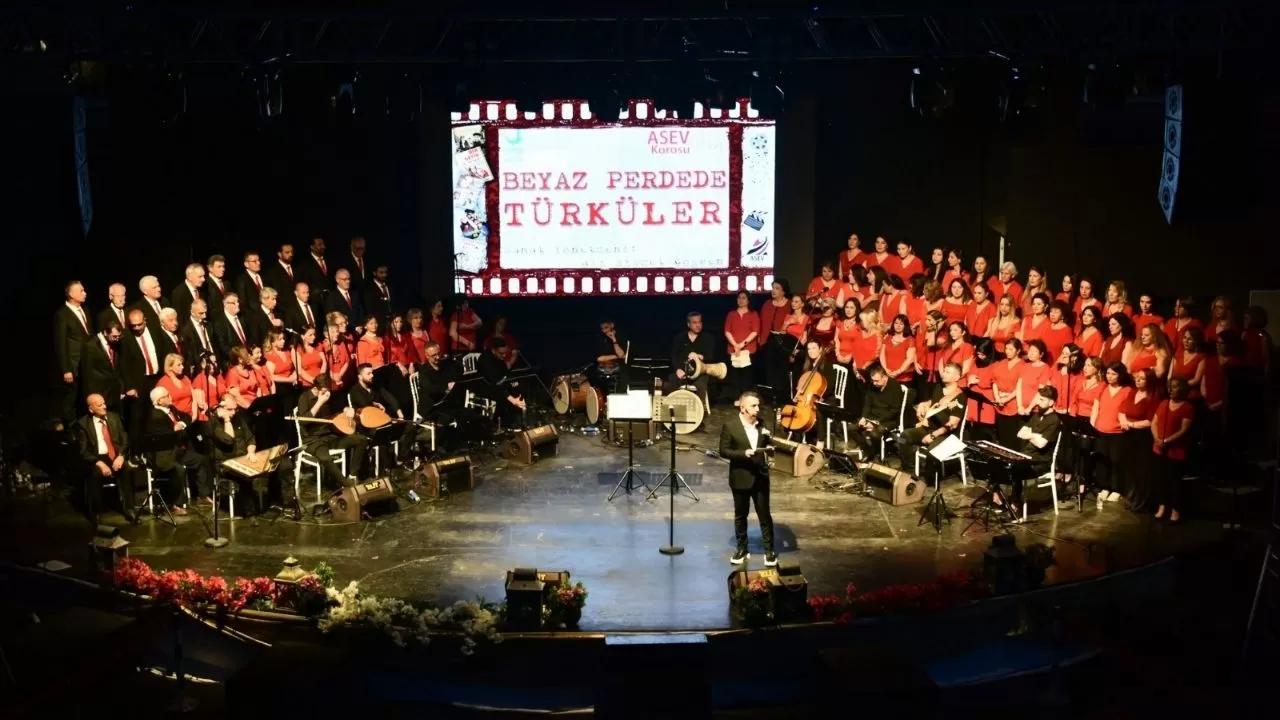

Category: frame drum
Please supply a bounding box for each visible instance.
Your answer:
[551,374,590,415]
[658,388,705,434]
[585,385,606,425]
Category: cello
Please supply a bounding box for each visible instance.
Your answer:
[779,358,829,433]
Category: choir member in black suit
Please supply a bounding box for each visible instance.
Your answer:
[170,263,206,323]
[235,251,267,311]
[244,286,283,349]
[282,282,320,335]
[179,299,217,370]
[55,281,94,423]
[211,293,251,367]
[119,308,163,433]
[156,308,184,361]
[96,283,128,337]
[267,243,298,296]
[340,236,370,291]
[204,255,229,312]
[80,321,124,411]
[325,269,362,326]
[130,275,170,335]
[363,265,394,324]
[299,237,333,293]
[75,393,136,522]
[144,385,210,512]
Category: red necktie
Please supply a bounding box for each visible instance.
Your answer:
[107,344,116,368]
[172,333,183,357]
[285,265,293,281]
[215,278,224,292]
[356,257,364,277]
[304,304,314,327]
[342,291,350,308]
[254,275,263,291]
[75,306,88,333]
[168,410,180,430]
[234,317,246,344]
[199,325,211,352]
[141,335,154,374]
[318,258,327,276]
[100,419,117,460]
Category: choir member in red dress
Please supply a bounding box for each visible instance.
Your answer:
[964,338,999,438]
[914,310,948,396]
[1204,296,1236,343]
[805,263,844,309]
[922,278,945,316]
[191,352,222,422]
[1090,362,1133,504]
[1118,367,1162,510]
[838,233,868,278]
[990,262,1024,309]
[991,338,1025,447]
[1042,301,1075,361]
[880,314,917,384]
[1017,292,1051,347]
[878,274,907,327]
[965,281,995,339]
[884,240,925,287]
[1152,376,1195,523]
[1102,281,1133,319]
[989,294,1019,355]
[406,308,430,361]
[356,316,386,369]
[809,299,839,349]
[971,255,994,292]
[156,353,196,418]
[324,323,353,392]
[1241,306,1271,376]
[1019,267,1050,319]
[780,295,810,378]
[1100,313,1137,368]
[1016,340,1054,420]
[759,280,791,336]
[449,297,483,353]
[724,291,762,401]
[1163,296,1202,348]
[427,299,451,353]
[941,249,970,290]
[1127,323,1171,379]
[939,321,975,378]
[263,331,297,412]
[224,346,271,410]
[1170,326,1206,397]
[1048,344,1083,417]
[1132,294,1164,338]
[386,315,421,368]
[850,309,883,384]
[866,235,891,268]
[1074,306,1105,360]
[924,247,946,284]
[1055,274,1077,306]
[867,265,891,303]
[484,316,521,369]
[844,266,872,306]
[940,278,971,326]
[901,276,928,331]
[832,303,873,409]
[1072,278,1101,331]
[296,326,327,390]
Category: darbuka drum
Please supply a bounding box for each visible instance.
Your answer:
[585,385,606,425]
[686,358,728,380]
[551,373,590,415]
[658,388,705,434]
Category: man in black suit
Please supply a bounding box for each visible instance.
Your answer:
[80,320,124,411]
[282,282,319,334]
[718,390,777,567]
[204,255,229,312]
[340,236,370,291]
[211,293,251,366]
[130,275,169,335]
[245,286,284,348]
[144,385,210,511]
[75,393,136,522]
[120,308,163,400]
[325,269,362,326]
[476,338,527,427]
[362,264,393,325]
[267,243,298,296]
[96,283,128,337]
[179,299,217,370]
[296,373,367,486]
[156,308,184,361]
[55,280,94,423]
[848,364,911,460]
[235,251,266,311]
[170,263,205,322]
[299,237,332,293]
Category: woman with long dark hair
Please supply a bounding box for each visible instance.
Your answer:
[1090,361,1133,506]
[1152,376,1195,523]
[1119,367,1161,511]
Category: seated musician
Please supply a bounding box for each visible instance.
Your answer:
[483,316,521,369]
[996,385,1062,517]
[664,312,716,401]
[296,373,367,486]
[145,386,211,514]
[790,339,839,446]
[477,338,527,427]
[591,319,629,392]
[75,393,137,523]
[416,342,457,421]
[349,363,431,462]
[897,361,966,469]
[208,394,281,517]
[848,364,909,460]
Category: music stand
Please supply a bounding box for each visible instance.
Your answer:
[961,445,1019,535]
[917,434,964,532]
[133,432,184,528]
[210,444,287,548]
[647,406,700,556]
[606,392,653,501]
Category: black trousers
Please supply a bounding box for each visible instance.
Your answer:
[897,426,944,469]
[1093,432,1126,495]
[85,456,137,518]
[732,476,774,554]
[154,448,211,503]
[848,424,888,459]
[1153,454,1187,510]
[304,433,368,484]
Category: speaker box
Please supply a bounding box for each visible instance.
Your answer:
[419,455,475,499]
[503,424,559,465]
[328,477,397,522]
[771,437,825,478]
[608,418,653,445]
[864,463,924,506]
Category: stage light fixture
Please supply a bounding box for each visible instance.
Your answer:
[983,534,1024,595]
[272,556,309,610]
[504,568,545,631]
[89,524,130,579]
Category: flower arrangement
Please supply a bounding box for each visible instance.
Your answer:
[112,557,278,613]
[807,571,992,623]
[731,577,773,627]
[543,581,588,629]
[317,582,503,654]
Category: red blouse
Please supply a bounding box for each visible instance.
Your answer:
[881,335,914,382]
[758,299,790,335]
[940,341,974,375]
[991,359,1022,417]
[1041,323,1075,362]
[849,327,882,370]
[965,301,995,337]
[408,329,430,363]
[191,371,222,421]
[782,314,809,342]
[1074,327,1104,359]
[1127,346,1159,376]
[940,298,968,325]
[989,280,1024,309]
[989,318,1018,354]
[452,308,481,351]
[265,349,294,379]
[1092,385,1133,434]
[838,249,869,277]
[1133,313,1164,338]
[724,309,762,354]
[1163,317,1202,348]
[427,317,450,353]
[883,255,925,286]
[879,290,906,326]
[387,332,420,366]
[356,336,387,369]
[966,364,997,425]
[298,347,325,387]
[866,252,892,268]
[805,277,843,306]
[942,268,971,290]
[1100,336,1128,367]
[1102,303,1134,320]
[156,374,195,418]
[1016,361,1053,410]
[1120,390,1158,424]
[914,331,945,380]
[1171,350,1204,396]
[1019,314,1050,346]
[1153,400,1196,460]
[224,366,266,404]
[1071,377,1104,418]
[325,341,353,389]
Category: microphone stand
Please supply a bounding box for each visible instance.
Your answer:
[649,406,700,556]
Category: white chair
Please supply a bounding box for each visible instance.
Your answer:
[878,385,913,461]
[370,440,401,477]
[915,414,969,484]
[408,375,439,456]
[291,418,348,505]
[823,365,850,450]
[461,353,481,376]
[464,388,495,417]
[1025,432,1064,518]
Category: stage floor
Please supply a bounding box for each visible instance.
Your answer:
[8,407,1220,631]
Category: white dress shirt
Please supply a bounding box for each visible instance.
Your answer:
[741,415,760,451]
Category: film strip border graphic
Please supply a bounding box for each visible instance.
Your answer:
[450,99,765,124]
[455,272,776,297]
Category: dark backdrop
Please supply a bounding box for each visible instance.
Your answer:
[6,59,1276,422]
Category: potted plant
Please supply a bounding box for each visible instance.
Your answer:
[544,582,588,628]
[731,577,773,627]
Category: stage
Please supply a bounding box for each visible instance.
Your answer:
[8,406,1220,632]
